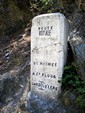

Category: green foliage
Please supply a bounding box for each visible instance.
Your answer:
[62,64,85,108]
[62,65,83,89]
[8,0,23,21]
[30,0,54,15]
[76,95,85,108]
[40,0,52,6]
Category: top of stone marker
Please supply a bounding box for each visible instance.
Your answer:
[32,13,65,21]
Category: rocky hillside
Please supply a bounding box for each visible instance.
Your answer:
[0,0,85,113]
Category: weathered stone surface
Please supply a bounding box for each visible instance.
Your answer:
[69,10,85,81]
[0,60,30,113]
[0,72,19,102]
[0,33,31,112]
[27,92,68,113]
[31,13,69,99]
[75,44,85,80]
[27,13,69,112]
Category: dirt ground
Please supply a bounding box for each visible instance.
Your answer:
[0,26,31,74]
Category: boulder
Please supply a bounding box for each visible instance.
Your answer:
[0,60,30,112]
[0,72,21,102]
[69,10,85,82]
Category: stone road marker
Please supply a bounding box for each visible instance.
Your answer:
[27,13,69,112]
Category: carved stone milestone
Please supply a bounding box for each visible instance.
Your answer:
[27,13,69,112]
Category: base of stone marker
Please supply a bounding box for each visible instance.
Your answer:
[26,91,68,113]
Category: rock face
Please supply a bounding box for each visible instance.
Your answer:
[69,10,85,81]
[27,92,68,113]
[75,44,85,79]
[0,72,20,102]
[0,34,31,113]
[0,1,85,112]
